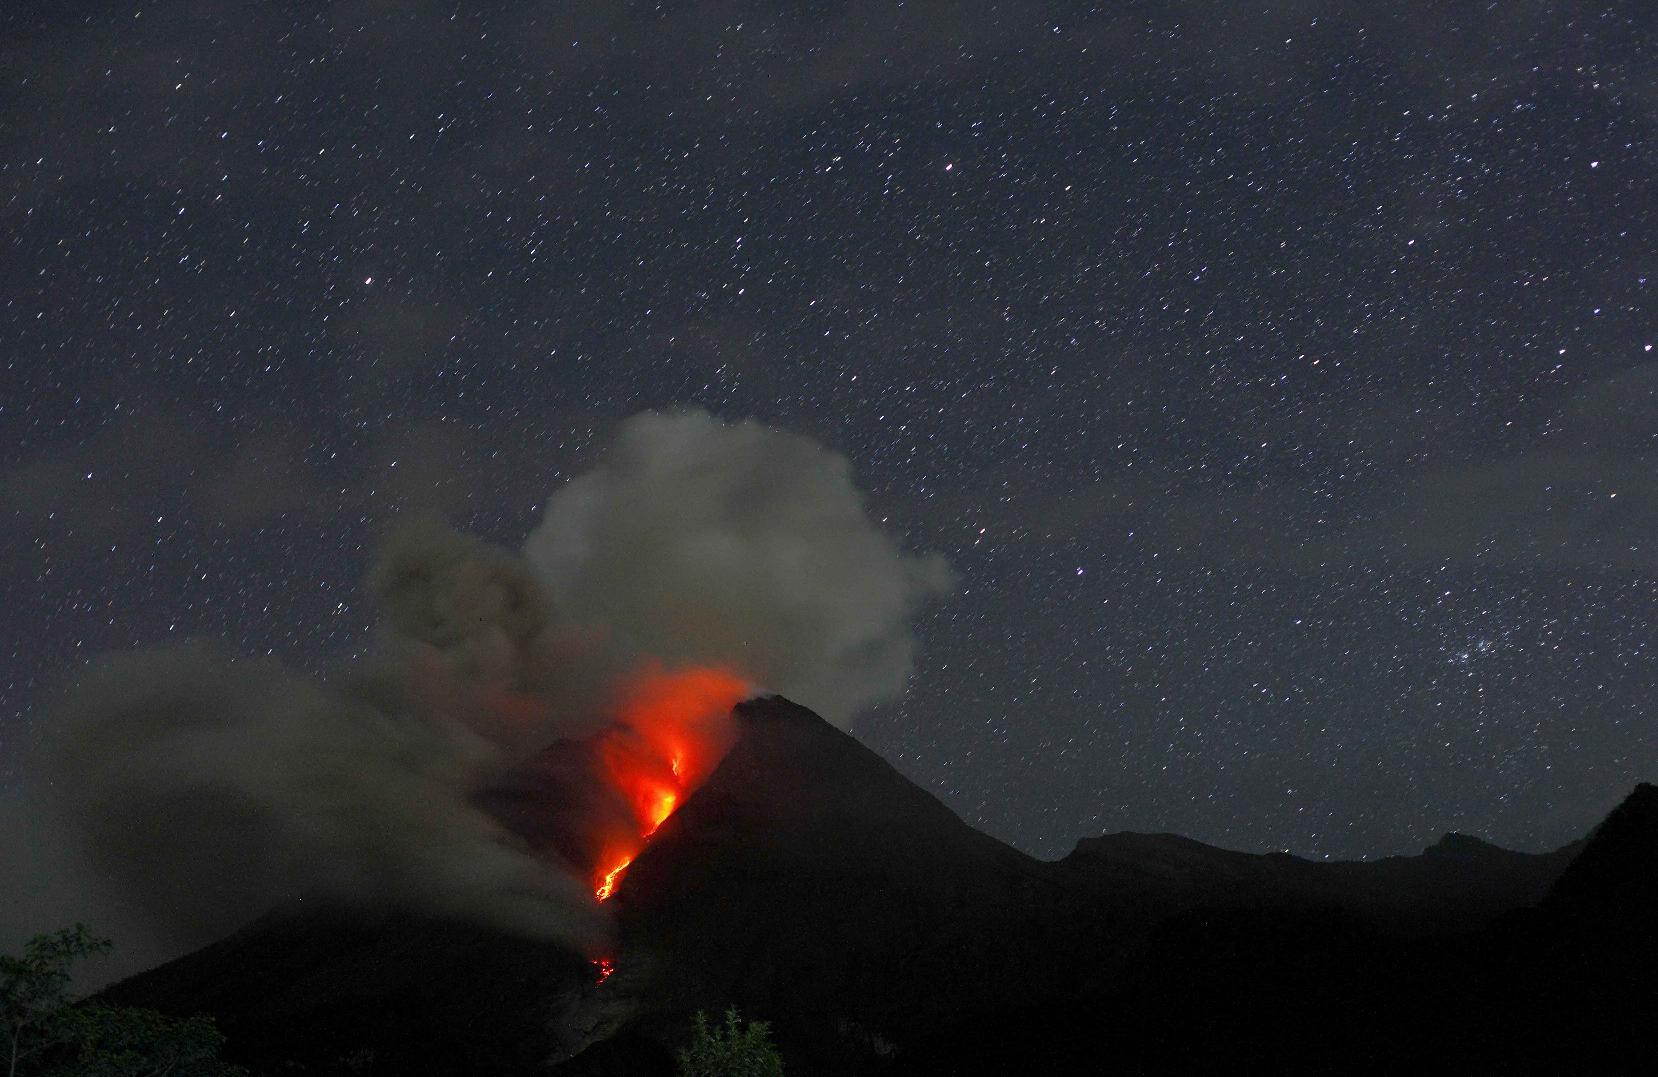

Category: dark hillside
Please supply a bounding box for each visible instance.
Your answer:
[105,698,1647,1076]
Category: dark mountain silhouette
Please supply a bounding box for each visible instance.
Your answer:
[1542,780,1658,919]
[1065,824,1579,933]
[104,698,1655,1076]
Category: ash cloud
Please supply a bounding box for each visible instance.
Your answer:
[18,643,605,970]
[3,410,949,975]
[525,409,955,727]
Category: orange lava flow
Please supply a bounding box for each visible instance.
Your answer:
[594,856,632,902]
[592,957,615,985]
[591,665,749,902]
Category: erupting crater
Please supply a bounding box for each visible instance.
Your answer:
[589,665,750,903]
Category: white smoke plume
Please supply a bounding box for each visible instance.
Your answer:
[526,410,955,726]
[2,409,950,975]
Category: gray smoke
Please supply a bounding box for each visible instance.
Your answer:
[365,519,619,747]
[526,409,954,726]
[4,410,950,975]
[29,643,605,958]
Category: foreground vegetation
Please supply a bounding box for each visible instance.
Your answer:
[677,1008,784,1077]
[1,925,242,1077]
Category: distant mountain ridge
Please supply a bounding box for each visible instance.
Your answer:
[1065,821,1580,933]
[104,697,1656,1076]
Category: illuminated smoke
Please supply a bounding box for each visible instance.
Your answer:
[589,666,750,901]
[3,410,950,977]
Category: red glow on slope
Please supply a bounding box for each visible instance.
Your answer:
[591,665,749,901]
[595,855,632,902]
[592,957,615,985]
[645,789,678,833]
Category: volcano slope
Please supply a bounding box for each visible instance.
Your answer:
[103,697,1653,1076]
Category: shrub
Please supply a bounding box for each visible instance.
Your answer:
[676,1007,784,1077]
[1,925,243,1077]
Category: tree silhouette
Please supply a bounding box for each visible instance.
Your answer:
[1,926,242,1077]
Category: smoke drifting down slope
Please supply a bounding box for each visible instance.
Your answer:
[4,410,950,972]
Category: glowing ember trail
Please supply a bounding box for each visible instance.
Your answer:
[594,856,632,902]
[592,958,615,985]
[590,665,749,902]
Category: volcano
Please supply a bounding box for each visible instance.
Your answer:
[103,698,1657,1076]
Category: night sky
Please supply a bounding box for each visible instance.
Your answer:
[3,3,1655,862]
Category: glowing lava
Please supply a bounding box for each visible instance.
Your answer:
[592,957,615,985]
[595,856,633,902]
[590,665,749,902]
[645,789,678,833]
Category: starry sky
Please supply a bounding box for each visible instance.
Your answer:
[3,2,1654,862]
